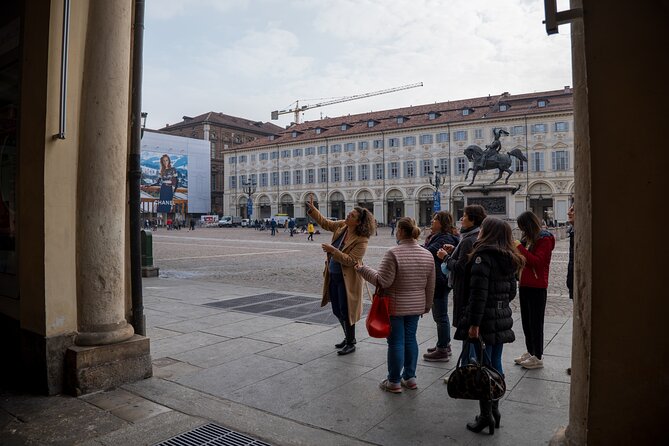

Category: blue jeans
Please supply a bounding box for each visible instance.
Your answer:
[387,315,420,384]
[466,341,504,376]
[431,287,451,348]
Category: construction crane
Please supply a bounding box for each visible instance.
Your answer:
[271,82,423,124]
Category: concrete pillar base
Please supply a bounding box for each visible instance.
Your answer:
[141,266,160,277]
[75,320,134,346]
[65,335,152,396]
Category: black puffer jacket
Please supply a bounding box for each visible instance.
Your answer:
[444,226,480,327]
[423,231,459,287]
[454,247,517,346]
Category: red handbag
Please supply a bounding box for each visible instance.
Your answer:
[366,287,391,338]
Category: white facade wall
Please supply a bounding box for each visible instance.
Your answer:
[224,111,574,226]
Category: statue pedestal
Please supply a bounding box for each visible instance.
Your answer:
[461,184,522,220]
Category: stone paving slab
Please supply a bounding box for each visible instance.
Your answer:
[0,392,128,445]
[245,320,332,344]
[176,354,299,398]
[171,337,279,368]
[200,314,294,338]
[124,377,375,446]
[76,410,206,446]
[225,356,373,414]
[506,377,571,410]
[158,310,257,333]
[150,331,229,359]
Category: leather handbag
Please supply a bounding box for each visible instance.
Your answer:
[365,287,391,338]
[447,338,506,401]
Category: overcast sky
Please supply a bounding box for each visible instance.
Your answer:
[142,0,572,130]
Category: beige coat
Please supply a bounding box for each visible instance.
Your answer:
[308,207,369,325]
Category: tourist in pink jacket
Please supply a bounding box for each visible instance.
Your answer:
[355,217,435,393]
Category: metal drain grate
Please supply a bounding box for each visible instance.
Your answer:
[203,293,372,326]
[156,423,273,446]
[204,293,294,309]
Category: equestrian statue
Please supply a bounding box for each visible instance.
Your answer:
[464,128,528,185]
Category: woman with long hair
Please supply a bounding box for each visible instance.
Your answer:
[356,217,435,393]
[306,194,376,355]
[159,154,178,191]
[422,211,459,362]
[513,211,555,370]
[454,217,524,435]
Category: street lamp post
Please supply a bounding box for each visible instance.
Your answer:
[428,164,447,212]
[242,178,256,220]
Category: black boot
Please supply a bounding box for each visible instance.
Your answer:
[335,319,347,349]
[467,400,495,435]
[475,400,501,428]
[491,400,501,428]
[338,322,356,355]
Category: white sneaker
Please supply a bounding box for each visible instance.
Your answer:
[514,352,531,365]
[520,355,544,369]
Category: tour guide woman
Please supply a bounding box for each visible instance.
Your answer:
[306,194,376,355]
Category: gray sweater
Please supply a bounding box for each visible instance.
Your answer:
[357,239,435,316]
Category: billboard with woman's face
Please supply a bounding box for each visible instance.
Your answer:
[140,131,210,214]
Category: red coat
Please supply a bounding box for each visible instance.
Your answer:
[517,232,555,289]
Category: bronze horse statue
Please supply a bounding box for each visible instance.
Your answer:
[464,145,528,185]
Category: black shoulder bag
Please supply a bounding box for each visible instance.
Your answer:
[446,337,506,401]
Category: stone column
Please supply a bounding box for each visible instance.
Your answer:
[75,0,134,346]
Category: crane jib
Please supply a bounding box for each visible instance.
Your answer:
[271,82,423,124]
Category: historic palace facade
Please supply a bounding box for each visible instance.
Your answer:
[226,88,574,226]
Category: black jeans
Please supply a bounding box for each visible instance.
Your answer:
[328,272,349,322]
[519,286,547,360]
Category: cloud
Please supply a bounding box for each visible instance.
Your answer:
[142,0,573,129]
[146,0,248,20]
[208,28,314,80]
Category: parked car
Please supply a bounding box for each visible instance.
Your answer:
[218,216,233,227]
[218,216,242,227]
[241,219,250,227]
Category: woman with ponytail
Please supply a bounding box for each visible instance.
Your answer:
[355,217,435,393]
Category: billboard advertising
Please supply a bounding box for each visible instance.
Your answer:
[140,131,210,215]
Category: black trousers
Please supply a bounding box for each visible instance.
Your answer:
[518,286,547,360]
[328,272,349,322]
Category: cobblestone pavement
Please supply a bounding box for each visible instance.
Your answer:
[151,225,573,317]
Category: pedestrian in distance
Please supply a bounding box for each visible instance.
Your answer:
[422,211,459,362]
[454,217,525,435]
[307,222,315,241]
[189,219,195,230]
[513,211,556,370]
[270,218,277,236]
[438,205,487,368]
[356,217,435,393]
[306,194,375,355]
[288,218,296,237]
